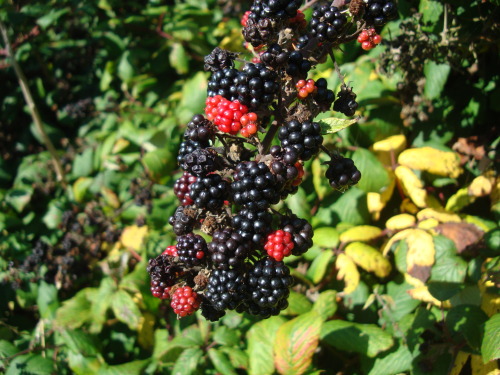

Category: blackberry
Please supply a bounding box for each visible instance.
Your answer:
[296,34,312,50]
[184,114,215,146]
[278,120,323,161]
[269,150,303,199]
[232,208,273,246]
[169,206,197,236]
[325,156,362,190]
[285,51,311,79]
[241,299,289,318]
[177,139,203,165]
[248,258,293,308]
[204,47,237,72]
[174,172,197,206]
[189,174,230,211]
[232,161,282,210]
[200,300,226,321]
[147,254,183,299]
[205,269,248,311]
[281,214,314,256]
[208,228,253,268]
[309,5,348,42]
[207,68,240,101]
[260,44,289,69]
[314,78,335,111]
[235,63,279,109]
[363,0,397,26]
[333,84,358,116]
[181,148,222,177]
[243,17,275,47]
[248,0,302,22]
[177,233,208,267]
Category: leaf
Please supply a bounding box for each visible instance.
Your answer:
[59,330,100,357]
[435,222,483,254]
[169,43,189,75]
[321,320,394,358]
[367,174,396,221]
[366,342,413,375]
[73,177,93,203]
[110,290,142,330]
[137,312,155,350]
[371,135,407,166]
[213,326,240,347]
[345,242,392,278]
[171,348,203,375]
[274,311,322,375]
[177,72,208,123]
[395,166,427,208]
[312,290,338,321]
[120,225,148,252]
[37,8,69,28]
[219,347,248,370]
[6,354,54,375]
[100,187,120,209]
[427,282,464,301]
[72,148,94,178]
[98,360,150,375]
[313,227,339,248]
[5,188,33,212]
[450,351,470,375]
[319,117,358,134]
[416,208,461,223]
[419,0,444,24]
[446,305,488,351]
[89,278,116,333]
[407,284,451,308]
[482,313,500,363]
[37,281,59,319]
[118,51,135,82]
[430,235,467,283]
[312,158,329,200]
[283,291,312,316]
[470,354,499,375]
[339,225,382,243]
[208,349,237,375]
[247,316,286,375]
[306,250,334,284]
[424,61,450,100]
[142,148,175,183]
[352,148,390,193]
[330,187,370,225]
[336,253,360,294]
[398,147,462,178]
[55,289,93,329]
[386,214,416,230]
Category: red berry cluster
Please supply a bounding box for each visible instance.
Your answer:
[265,230,295,261]
[296,79,317,99]
[170,286,201,317]
[241,10,251,27]
[357,28,382,51]
[162,245,178,257]
[151,282,171,299]
[205,95,258,136]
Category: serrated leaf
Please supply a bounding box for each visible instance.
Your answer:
[219,347,248,370]
[312,290,337,321]
[59,330,100,357]
[110,290,141,330]
[89,278,116,333]
[208,349,237,375]
[274,311,322,375]
[319,117,358,134]
[306,250,333,284]
[6,354,54,375]
[336,253,360,294]
[98,360,150,375]
[313,227,339,248]
[395,166,427,208]
[213,326,240,347]
[366,342,413,375]
[386,214,416,230]
[172,348,203,375]
[427,282,464,301]
[446,305,488,351]
[339,225,382,243]
[321,320,394,358]
[345,242,392,278]
[398,147,462,178]
[247,316,286,375]
[482,313,500,363]
[430,235,467,283]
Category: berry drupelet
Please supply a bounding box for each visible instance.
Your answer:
[208,228,253,269]
[176,233,208,267]
[181,148,222,177]
[264,229,295,261]
[278,120,324,161]
[205,268,248,311]
[184,114,215,145]
[333,84,359,117]
[362,0,397,26]
[281,214,314,256]
[174,172,197,206]
[148,254,183,299]
[189,174,230,211]
[232,208,273,246]
[171,286,201,317]
[309,5,348,42]
[169,206,197,236]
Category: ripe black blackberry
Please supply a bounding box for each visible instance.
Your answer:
[363,0,397,26]
[309,5,348,42]
[189,174,230,211]
[177,233,208,267]
[169,206,197,236]
[296,34,312,51]
[241,299,289,318]
[313,78,335,111]
[281,214,314,256]
[147,254,183,299]
[177,139,203,165]
[243,18,275,47]
[333,84,358,116]
[232,208,273,245]
[208,228,253,268]
[207,68,239,101]
[248,0,302,21]
[205,269,248,311]
[325,156,362,190]
[232,161,281,210]
[200,300,226,321]
[204,47,237,72]
[174,172,197,206]
[181,148,222,177]
[260,43,288,69]
[248,257,293,308]
[235,63,279,109]
[278,120,323,161]
[184,114,215,146]
[285,51,311,79]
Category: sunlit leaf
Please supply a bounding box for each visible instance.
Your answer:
[336,253,360,294]
[345,242,392,278]
[398,147,462,178]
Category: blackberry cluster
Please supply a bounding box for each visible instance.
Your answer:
[201,300,227,321]
[181,148,222,177]
[248,0,302,22]
[243,17,275,47]
[362,0,397,26]
[333,84,359,117]
[232,161,281,210]
[208,228,253,268]
[189,174,230,211]
[260,43,288,69]
[207,68,239,101]
[148,254,183,299]
[285,51,312,79]
[326,156,362,190]
[278,120,323,161]
[169,206,196,236]
[281,214,314,255]
[174,172,197,206]
[177,233,208,266]
[177,139,202,165]
[184,114,215,145]
[309,5,348,42]
[204,47,237,72]
[314,78,335,111]
[232,208,273,246]
[205,269,248,311]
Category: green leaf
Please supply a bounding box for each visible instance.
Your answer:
[306,250,333,284]
[365,342,413,375]
[321,320,394,357]
[118,51,135,82]
[382,280,420,322]
[247,316,286,375]
[171,348,203,375]
[67,351,102,375]
[0,340,18,368]
[312,290,338,321]
[171,325,204,348]
[351,148,390,193]
[42,200,64,229]
[282,291,313,315]
[427,282,463,301]
[313,227,339,248]
[208,349,237,375]
[213,326,240,347]
[6,354,54,375]
[89,278,116,333]
[59,330,100,357]
[312,158,329,200]
[110,290,141,330]
[177,72,208,123]
[142,148,175,184]
[330,187,370,225]
[98,360,150,375]
[37,8,69,28]
[482,313,500,363]
[170,43,189,75]
[319,117,358,134]
[72,148,95,178]
[36,281,59,319]
[446,305,488,352]
[419,0,444,25]
[274,311,323,375]
[219,347,248,370]
[430,235,467,283]
[5,188,33,213]
[73,177,93,203]
[285,187,311,221]
[55,289,93,329]
[424,61,450,100]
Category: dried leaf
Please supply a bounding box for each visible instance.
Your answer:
[398,147,463,178]
[434,222,483,254]
[386,214,416,231]
[395,166,428,208]
[336,253,360,294]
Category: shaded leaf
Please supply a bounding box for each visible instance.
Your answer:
[446,305,488,351]
[352,148,390,193]
[306,250,334,284]
[208,349,237,375]
[365,342,413,375]
[424,61,450,100]
[110,290,141,330]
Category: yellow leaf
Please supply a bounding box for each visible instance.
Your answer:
[400,198,419,214]
[367,173,395,220]
[372,135,407,166]
[336,254,360,294]
[480,279,500,317]
[471,354,499,375]
[120,225,148,251]
[407,285,451,308]
[446,187,475,212]
[100,187,120,209]
[398,147,463,178]
[395,166,428,208]
[386,214,416,230]
[112,138,130,154]
[345,242,392,278]
[417,208,461,223]
[469,175,494,197]
[339,226,382,243]
[450,351,470,375]
[138,312,155,350]
[418,218,440,229]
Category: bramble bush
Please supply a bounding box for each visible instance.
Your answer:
[0,0,499,374]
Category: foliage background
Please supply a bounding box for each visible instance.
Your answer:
[0,0,499,374]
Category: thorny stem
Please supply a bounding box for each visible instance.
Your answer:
[0,21,66,186]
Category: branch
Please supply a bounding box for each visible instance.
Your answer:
[0,21,66,185]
